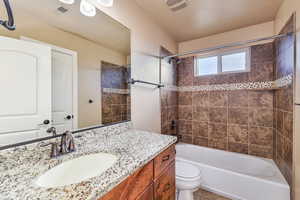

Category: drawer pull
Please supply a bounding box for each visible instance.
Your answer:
[162,155,170,162]
[163,183,171,193]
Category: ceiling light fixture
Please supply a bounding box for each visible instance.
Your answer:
[96,0,114,7]
[80,0,96,17]
[59,0,75,4]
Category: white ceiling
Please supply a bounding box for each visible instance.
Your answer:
[14,0,130,55]
[135,0,284,42]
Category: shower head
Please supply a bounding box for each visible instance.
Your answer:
[168,57,182,64]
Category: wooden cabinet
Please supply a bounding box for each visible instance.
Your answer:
[101,161,154,200]
[154,163,175,200]
[136,184,154,200]
[100,145,175,200]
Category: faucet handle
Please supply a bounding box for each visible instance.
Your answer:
[62,131,76,152]
[68,137,76,152]
[50,142,59,158]
[66,131,76,152]
[40,141,59,158]
[60,134,68,154]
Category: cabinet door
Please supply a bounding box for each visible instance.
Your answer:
[154,162,175,200]
[136,184,154,200]
[100,161,154,200]
[0,36,51,145]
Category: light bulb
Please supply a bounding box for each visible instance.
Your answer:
[96,0,113,7]
[59,0,75,4]
[80,0,96,17]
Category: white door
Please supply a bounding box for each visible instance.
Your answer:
[52,50,74,133]
[0,36,51,145]
[20,36,78,134]
[78,68,101,128]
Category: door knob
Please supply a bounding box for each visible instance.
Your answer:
[43,119,50,125]
[65,115,72,120]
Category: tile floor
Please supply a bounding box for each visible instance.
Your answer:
[194,188,231,200]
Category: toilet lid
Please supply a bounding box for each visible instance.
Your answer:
[176,160,200,178]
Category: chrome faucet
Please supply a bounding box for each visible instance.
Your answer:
[60,131,76,153]
[42,127,76,158]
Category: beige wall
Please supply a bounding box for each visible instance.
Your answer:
[90,0,178,133]
[178,21,274,54]
[274,0,300,198]
[0,6,127,129]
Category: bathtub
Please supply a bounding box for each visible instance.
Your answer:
[176,143,290,200]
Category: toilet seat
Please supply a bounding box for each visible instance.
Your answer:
[176,160,201,181]
[175,160,202,200]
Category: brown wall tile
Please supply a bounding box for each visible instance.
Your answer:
[208,138,228,151]
[193,121,208,138]
[167,106,178,121]
[248,91,273,108]
[177,57,194,86]
[283,112,293,141]
[178,106,193,120]
[208,123,227,140]
[194,137,209,147]
[180,134,193,144]
[209,91,228,107]
[228,125,248,144]
[276,133,285,158]
[249,108,273,127]
[228,108,248,125]
[276,109,284,133]
[193,106,209,122]
[249,144,273,158]
[178,120,192,135]
[229,142,248,154]
[178,92,193,105]
[249,126,273,147]
[249,62,274,82]
[228,91,248,108]
[193,92,209,107]
[209,107,228,123]
[283,138,293,169]
[251,43,274,64]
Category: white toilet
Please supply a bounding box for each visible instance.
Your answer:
[176,160,201,200]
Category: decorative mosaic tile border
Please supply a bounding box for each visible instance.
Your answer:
[274,74,293,88]
[162,74,293,92]
[103,88,130,94]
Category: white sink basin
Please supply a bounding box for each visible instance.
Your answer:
[35,153,117,188]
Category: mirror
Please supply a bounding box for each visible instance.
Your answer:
[0,0,131,147]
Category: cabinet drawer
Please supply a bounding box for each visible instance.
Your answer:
[100,161,154,200]
[154,145,175,179]
[154,162,175,200]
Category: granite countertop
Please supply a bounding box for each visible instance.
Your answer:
[0,122,177,200]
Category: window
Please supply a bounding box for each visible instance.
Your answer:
[195,48,250,76]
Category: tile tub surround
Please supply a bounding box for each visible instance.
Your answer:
[175,43,277,158]
[274,16,295,191]
[101,61,131,124]
[177,90,275,158]
[0,122,177,200]
[160,47,178,135]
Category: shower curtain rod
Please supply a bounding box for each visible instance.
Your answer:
[162,32,293,59]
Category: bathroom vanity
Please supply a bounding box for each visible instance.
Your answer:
[0,122,177,200]
[101,144,175,200]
